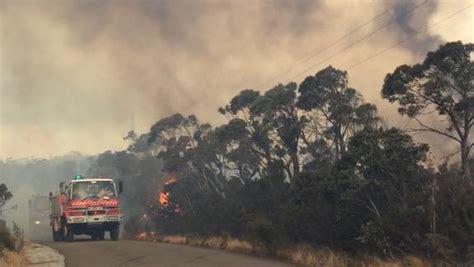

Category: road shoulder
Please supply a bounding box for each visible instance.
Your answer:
[23,243,65,267]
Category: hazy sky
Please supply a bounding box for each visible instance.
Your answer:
[0,0,473,159]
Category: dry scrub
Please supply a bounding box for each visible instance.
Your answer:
[162,235,187,245]
[223,239,254,254]
[0,249,25,267]
[158,235,434,267]
[203,237,226,249]
[278,245,432,267]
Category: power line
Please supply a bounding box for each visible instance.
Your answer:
[258,3,393,89]
[287,0,429,83]
[347,4,473,70]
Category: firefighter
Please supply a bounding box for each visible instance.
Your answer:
[98,184,113,198]
[73,186,87,199]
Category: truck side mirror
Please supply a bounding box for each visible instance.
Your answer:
[49,192,53,198]
[118,180,123,195]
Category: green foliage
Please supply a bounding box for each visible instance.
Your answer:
[0,184,12,204]
[382,41,473,180]
[431,163,474,260]
[297,65,380,160]
[338,128,431,256]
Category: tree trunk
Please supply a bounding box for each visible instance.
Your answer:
[461,138,472,184]
[430,174,437,234]
[334,125,344,160]
[291,152,299,182]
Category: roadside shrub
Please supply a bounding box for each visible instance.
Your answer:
[223,239,253,254]
[203,236,226,249]
[0,220,14,255]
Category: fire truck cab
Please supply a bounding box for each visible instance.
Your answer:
[49,176,123,242]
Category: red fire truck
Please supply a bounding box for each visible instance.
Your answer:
[49,176,123,241]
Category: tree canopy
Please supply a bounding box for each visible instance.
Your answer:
[383,41,473,181]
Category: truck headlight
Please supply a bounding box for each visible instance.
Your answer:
[35,221,40,225]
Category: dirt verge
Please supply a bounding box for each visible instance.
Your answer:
[1,243,65,267]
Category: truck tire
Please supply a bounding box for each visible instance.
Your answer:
[91,231,105,241]
[98,231,105,240]
[64,225,74,242]
[52,227,61,242]
[110,225,119,241]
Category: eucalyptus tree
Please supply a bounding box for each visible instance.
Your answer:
[297,66,380,160]
[0,183,13,214]
[334,128,430,257]
[148,113,227,198]
[251,82,306,181]
[383,41,473,181]
[220,83,309,182]
[219,89,278,180]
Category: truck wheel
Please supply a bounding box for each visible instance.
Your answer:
[64,225,74,242]
[98,231,105,240]
[52,227,61,242]
[110,225,119,241]
[91,231,104,241]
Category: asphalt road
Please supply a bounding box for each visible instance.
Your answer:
[42,238,295,267]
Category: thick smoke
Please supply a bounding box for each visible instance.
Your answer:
[0,0,472,160]
[386,0,444,56]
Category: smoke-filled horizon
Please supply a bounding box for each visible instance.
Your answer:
[1,0,473,160]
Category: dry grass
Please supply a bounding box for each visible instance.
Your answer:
[162,235,187,245]
[277,245,433,267]
[223,239,254,254]
[277,245,348,267]
[401,256,432,267]
[357,256,400,267]
[1,249,25,267]
[159,235,433,267]
[187,237,205,247]
[203,237,226,249]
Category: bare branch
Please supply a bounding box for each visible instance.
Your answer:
[414,118,461,143]
[440,148,461,161]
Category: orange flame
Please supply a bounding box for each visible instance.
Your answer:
[136,231,158,241]
[159,173,176,207]
[136,231,147,241]
[164,173,177,185]
[159,192,169,206]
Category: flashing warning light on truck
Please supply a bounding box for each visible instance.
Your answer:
[49,176,124,242]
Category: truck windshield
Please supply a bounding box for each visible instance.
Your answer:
[72,181,116,200]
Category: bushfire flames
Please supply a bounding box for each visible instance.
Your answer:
[159,173,177,206]
[164,174,177,185]
[136,231,157,241]
[159,192,170,206]
[135,173,179,241]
